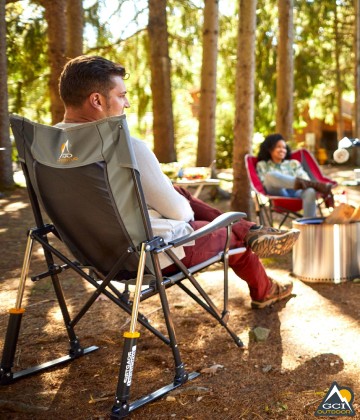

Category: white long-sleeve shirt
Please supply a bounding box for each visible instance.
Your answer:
[131,137,195,266]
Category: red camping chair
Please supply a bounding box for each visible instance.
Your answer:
[245,149,337,228]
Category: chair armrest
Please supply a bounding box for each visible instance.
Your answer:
[169,211,247,248]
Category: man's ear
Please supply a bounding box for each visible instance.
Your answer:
[89,93,103,110]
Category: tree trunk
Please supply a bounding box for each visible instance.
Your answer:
[355,0,360,139]
[276,0,294,141]
[66,0,83,58]
[40,0,67,125]
[0,0,14,190]
[231,0,257,219]
[196,0,219,167]
[334,2,344,141]
[148,0,176,163]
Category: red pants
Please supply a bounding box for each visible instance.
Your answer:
[163,187,272,301]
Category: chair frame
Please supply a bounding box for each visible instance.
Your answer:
[1,115,246,419]
[245,149,337,228]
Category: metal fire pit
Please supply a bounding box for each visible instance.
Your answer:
[292,218,360,283]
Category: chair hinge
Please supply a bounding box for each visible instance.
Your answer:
[138,236,165,252]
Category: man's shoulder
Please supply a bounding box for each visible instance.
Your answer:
[130,136,151,152]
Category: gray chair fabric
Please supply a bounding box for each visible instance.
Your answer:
[11,114,151,277]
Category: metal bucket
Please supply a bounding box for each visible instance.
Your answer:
[292,218,360,283]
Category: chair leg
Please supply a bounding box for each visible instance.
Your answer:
[260,204,273,227]
[278,213,290,229]
[0,229,98,385]
[38,234,87,356]
[0,232,33,383]
[166,249,244,348]
[255,195,273,226]
[152,258,189,383]
[111,244,198,419]
[177,281,244,347]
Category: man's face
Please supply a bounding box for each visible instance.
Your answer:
[103,75,130,117]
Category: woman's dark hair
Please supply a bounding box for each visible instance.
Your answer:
[257,133,291,162]
[59,55,128,107]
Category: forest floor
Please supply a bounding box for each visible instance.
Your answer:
[0,164,359,420]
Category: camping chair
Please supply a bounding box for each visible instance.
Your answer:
[245,149,337,228]
[1,114,247,419]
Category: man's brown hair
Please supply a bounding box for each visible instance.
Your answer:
[59,55,127,107]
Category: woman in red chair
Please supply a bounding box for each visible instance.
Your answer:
[256,134,333,217]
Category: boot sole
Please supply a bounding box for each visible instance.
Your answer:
[249,230,300,258]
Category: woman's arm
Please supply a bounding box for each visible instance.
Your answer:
[290,160,310,180]
[256,160,269,183]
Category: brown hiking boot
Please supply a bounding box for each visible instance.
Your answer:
[251,279,293,309]
[245,226,300,258]
[294,178,333,196]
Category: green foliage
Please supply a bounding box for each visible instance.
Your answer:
[5,0,358,168]
[6,2,50,122]
[84,0,115,49]
[254,0,277,134]
[215,111,234,169]
[294,0,355,121]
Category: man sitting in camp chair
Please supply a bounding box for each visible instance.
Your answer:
[56,55,300,309]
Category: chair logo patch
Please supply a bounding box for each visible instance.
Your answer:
[315,382,355,417]
[58,140,78,163]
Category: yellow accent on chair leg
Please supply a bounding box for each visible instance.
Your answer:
[123,332,140,339]
[9,308,25,315]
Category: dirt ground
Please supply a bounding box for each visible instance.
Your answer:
[0,167,360,420]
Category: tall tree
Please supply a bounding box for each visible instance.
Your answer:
[66,0,83,58]
[196,0,219,167]
[276,0,294,141]
[354,0,360,165]
[38,0,67,124]
[148,0,176,162]
[355,0,360,140]
[231,0,257,218]
[334,2,344,140]
[0,0,14,191]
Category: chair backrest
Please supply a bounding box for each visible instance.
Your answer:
[291,149,336,185]
[10,114,153,278]
[244,155,267,194]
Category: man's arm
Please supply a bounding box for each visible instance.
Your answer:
[131,138,194,222]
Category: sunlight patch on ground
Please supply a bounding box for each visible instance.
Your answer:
[34,247,45,257]
[46,306,64,324]
[280,280,360,370]
[2,201,29,213]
